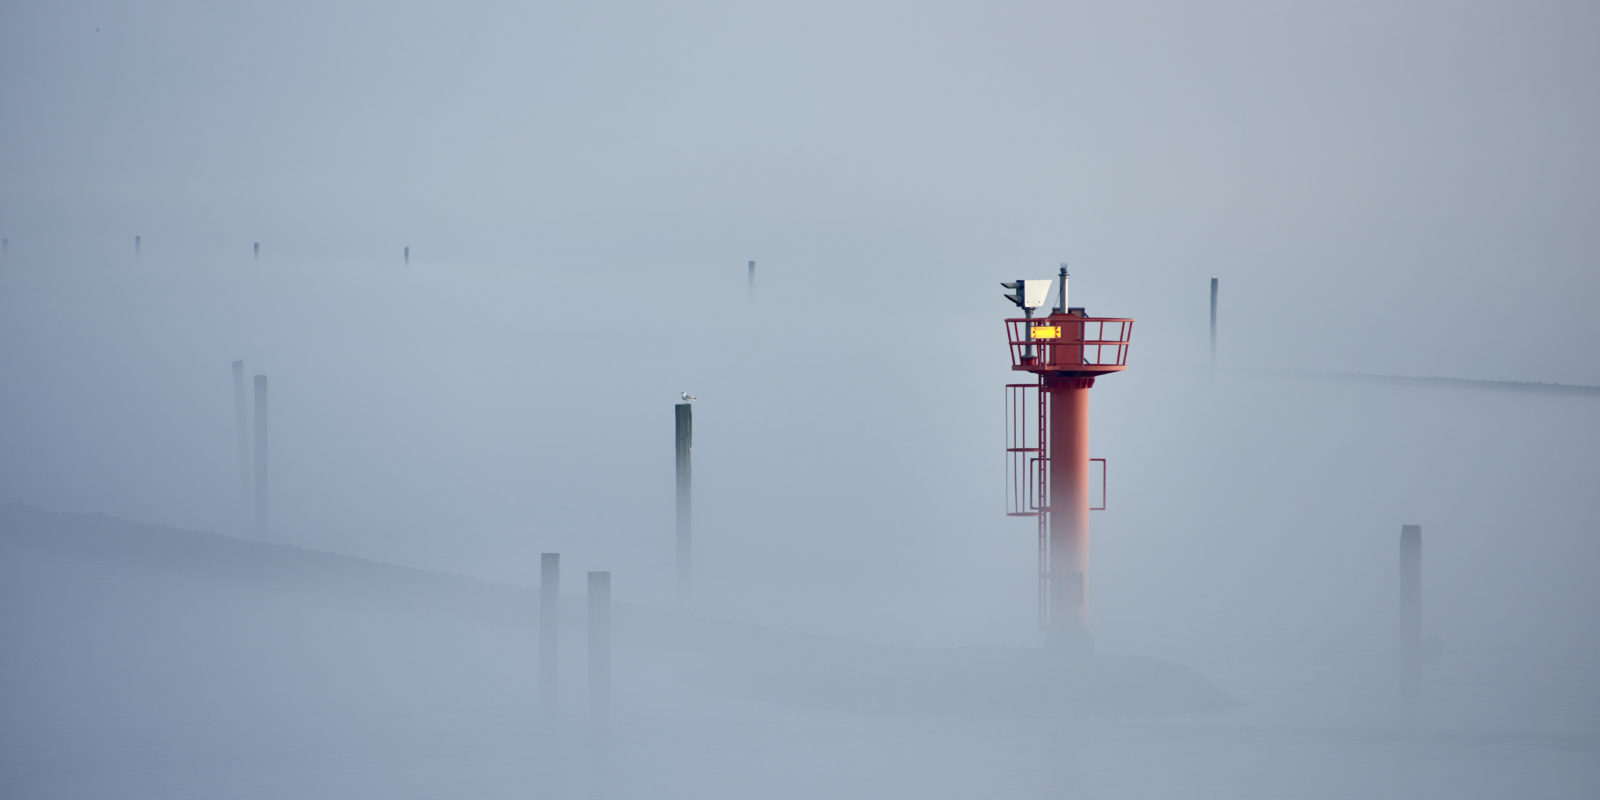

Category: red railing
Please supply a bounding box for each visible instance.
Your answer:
[1006,316,1133,372]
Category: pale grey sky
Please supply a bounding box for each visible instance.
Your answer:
[3,1,1597,384]
[3,8,1600,798]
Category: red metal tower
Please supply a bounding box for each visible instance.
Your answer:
[1003,267,1132,646]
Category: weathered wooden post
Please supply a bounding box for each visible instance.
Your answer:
[253,375,269,538]
[1400,524,1422,706]
[1209,277,1218,367]
[541,553,561,715]
[587,570,611,799]
[675,403,692,604]
[232,361,249,529]
[588,571,611,720]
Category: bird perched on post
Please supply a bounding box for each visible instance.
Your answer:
[680,392,696,403]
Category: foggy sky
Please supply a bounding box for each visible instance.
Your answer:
[3,5,1600,798]
[2,1,1598,639]
[3,1,1598,379]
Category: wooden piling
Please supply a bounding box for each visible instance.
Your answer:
[232,361,249,529]
[587,571,611,721]
[541,553,561,715]
[253,375,268,538]
[675,404,692,604]
[1209,277,1218,367]
[1400,524,1422,706]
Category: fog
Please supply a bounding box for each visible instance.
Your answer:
[3,1,1598,797]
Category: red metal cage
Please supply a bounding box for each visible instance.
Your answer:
[1006,315,1133,374]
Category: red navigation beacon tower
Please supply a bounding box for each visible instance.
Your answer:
[1003,266,1132,648]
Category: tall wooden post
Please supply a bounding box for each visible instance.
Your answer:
[1400,524,1422,706]
[587,569,612,798]
[587,571,611,720]
[541,553,561,715]
[232,361,249,529]
[253,375,269,538]
[1209,277,1218,367]
[675,403,692,604]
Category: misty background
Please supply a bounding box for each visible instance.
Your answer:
[2,1,1598,797]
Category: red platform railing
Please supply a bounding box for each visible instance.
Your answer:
[1005,316,1133,373]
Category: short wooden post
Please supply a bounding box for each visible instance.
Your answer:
[1400,524,1422,706]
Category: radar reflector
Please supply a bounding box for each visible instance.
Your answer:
[1001,279,1053,311]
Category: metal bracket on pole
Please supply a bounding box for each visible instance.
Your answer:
[1090,458,1107,511]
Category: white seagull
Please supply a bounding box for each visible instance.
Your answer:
[680,392,696,402]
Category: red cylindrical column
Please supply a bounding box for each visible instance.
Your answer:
[1045,375,1094,645]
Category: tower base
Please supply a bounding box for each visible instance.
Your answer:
[1046,619,1095,655]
